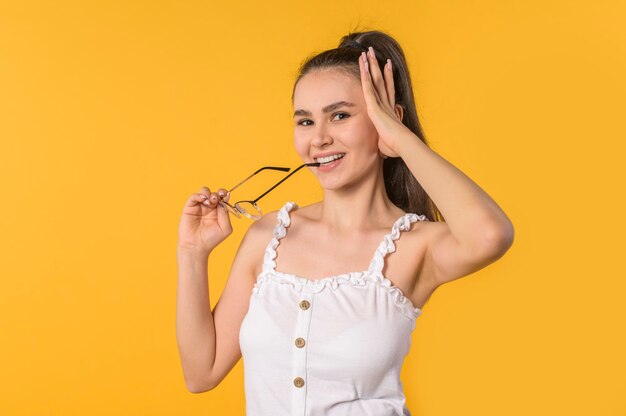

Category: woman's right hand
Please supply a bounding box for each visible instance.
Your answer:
[177,186,233,254]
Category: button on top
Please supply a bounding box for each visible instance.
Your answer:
[299,300,310,310]
[295,337,305,348]
[293,377,305,388]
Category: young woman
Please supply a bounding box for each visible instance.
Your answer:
[176,29,514,415]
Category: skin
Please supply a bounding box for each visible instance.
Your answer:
[177,46,515,393]
[292,67,405,230]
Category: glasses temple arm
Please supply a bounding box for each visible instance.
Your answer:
[252,162,319,204]
[228,166,290,193]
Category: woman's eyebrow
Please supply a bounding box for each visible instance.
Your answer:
[293,101,356,117]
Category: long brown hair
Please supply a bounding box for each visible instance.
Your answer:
[291,28,444,222]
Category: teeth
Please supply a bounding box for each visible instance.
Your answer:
[316,153,345,164]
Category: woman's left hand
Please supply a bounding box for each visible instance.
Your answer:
[359,47,414,159]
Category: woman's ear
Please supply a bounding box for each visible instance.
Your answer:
[394,104,404,122]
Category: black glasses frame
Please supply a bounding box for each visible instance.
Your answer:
[220,162,320,220]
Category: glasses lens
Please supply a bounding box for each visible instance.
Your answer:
[235,201,263,220]
[221,201,241,218]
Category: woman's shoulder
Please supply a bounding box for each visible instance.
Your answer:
[247,201,303,235]
[256,200,427,234]
[233,208,281,278]
[248,207,281,235]
[262,201,321,223]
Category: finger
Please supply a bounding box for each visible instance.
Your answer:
[384,59,396,109]
[197,187,211,207]
[366,47,389,108]
[359,51,380,107]
[217,188,230,202]
[206,192,221,207]
[186,192,209,207]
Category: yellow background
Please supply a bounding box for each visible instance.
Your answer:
[1,0,624,414]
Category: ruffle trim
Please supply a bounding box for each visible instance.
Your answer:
[252,269,422,320]
[262,201,298,275]
[368,212,429,273]
[257,201,429,321]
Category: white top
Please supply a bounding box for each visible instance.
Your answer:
[239,201,429,416]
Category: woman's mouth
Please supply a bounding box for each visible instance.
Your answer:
[315,153,345,172]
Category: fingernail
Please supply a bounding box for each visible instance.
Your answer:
[368,46,374,57]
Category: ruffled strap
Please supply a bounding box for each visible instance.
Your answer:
[262,201,298,274]
[367,212,429,274]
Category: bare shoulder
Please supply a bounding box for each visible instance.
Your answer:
[244,207,278,240]
[240,208,280,282]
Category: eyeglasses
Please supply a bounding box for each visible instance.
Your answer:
[219,162,321,220]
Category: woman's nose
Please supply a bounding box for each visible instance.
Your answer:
[311,125,333,147]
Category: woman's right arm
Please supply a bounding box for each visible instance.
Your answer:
[176,246,215,392]
[175,186,273,393]
[176,222,269,393]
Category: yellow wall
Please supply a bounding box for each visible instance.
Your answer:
[1,0,624,414]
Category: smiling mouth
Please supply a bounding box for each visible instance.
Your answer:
[315,153,346,165]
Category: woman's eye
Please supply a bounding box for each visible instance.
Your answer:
[296,113,350,126]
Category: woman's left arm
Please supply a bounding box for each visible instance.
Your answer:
[397,132,515,255]
[399,134,514,286]
[359,47,514,286]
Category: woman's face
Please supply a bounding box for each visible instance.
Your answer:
[292,68,383,189]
